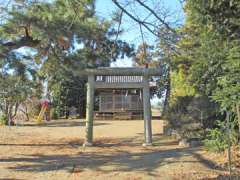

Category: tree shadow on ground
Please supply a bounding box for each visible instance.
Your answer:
[22,120,109,127]
[0,179,24,180]
[200,174,240,180]
[0,137,84,148]
[0,137,225,178]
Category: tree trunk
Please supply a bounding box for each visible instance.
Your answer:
[65,105,69,119]
[24,105,30,121]
[5,100,9,117]
[162,67,171,117]
[8,104,13,126]
[12,102,19,119]
[19,103,30,121]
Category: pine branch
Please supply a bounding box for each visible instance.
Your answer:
[0,36,40,57]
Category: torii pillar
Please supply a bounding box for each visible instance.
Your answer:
[142,75,152,146]
[83,75,95,146]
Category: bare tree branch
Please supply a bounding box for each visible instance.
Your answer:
[135,0,176,34]
[112,0,159,37]
[115,10,123,42]
[139,23,147,63]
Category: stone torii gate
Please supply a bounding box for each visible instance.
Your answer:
[80,67,161,146]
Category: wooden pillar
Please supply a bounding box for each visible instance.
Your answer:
[142,75,152,146]
[83,75,95,146]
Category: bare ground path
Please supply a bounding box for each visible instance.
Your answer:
[0,119,228,180]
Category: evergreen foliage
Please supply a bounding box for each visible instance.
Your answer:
[166,0,240,150]
[0,0,134,121]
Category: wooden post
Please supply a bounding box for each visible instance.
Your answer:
[236,104,240,138]
[142,75,152,146]
[83,75,95,146]
[226,112,232,176]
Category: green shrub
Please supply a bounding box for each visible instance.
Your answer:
[50,108,59,120]
[166,96,218,140]
[203,120,238,152]
[0,114,8,125]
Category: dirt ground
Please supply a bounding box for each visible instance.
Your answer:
[0,119,234,180]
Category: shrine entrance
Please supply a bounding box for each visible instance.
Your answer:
[95,87,143,120]
[79,67,161,146]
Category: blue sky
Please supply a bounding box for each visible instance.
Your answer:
[95,0,184,67]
